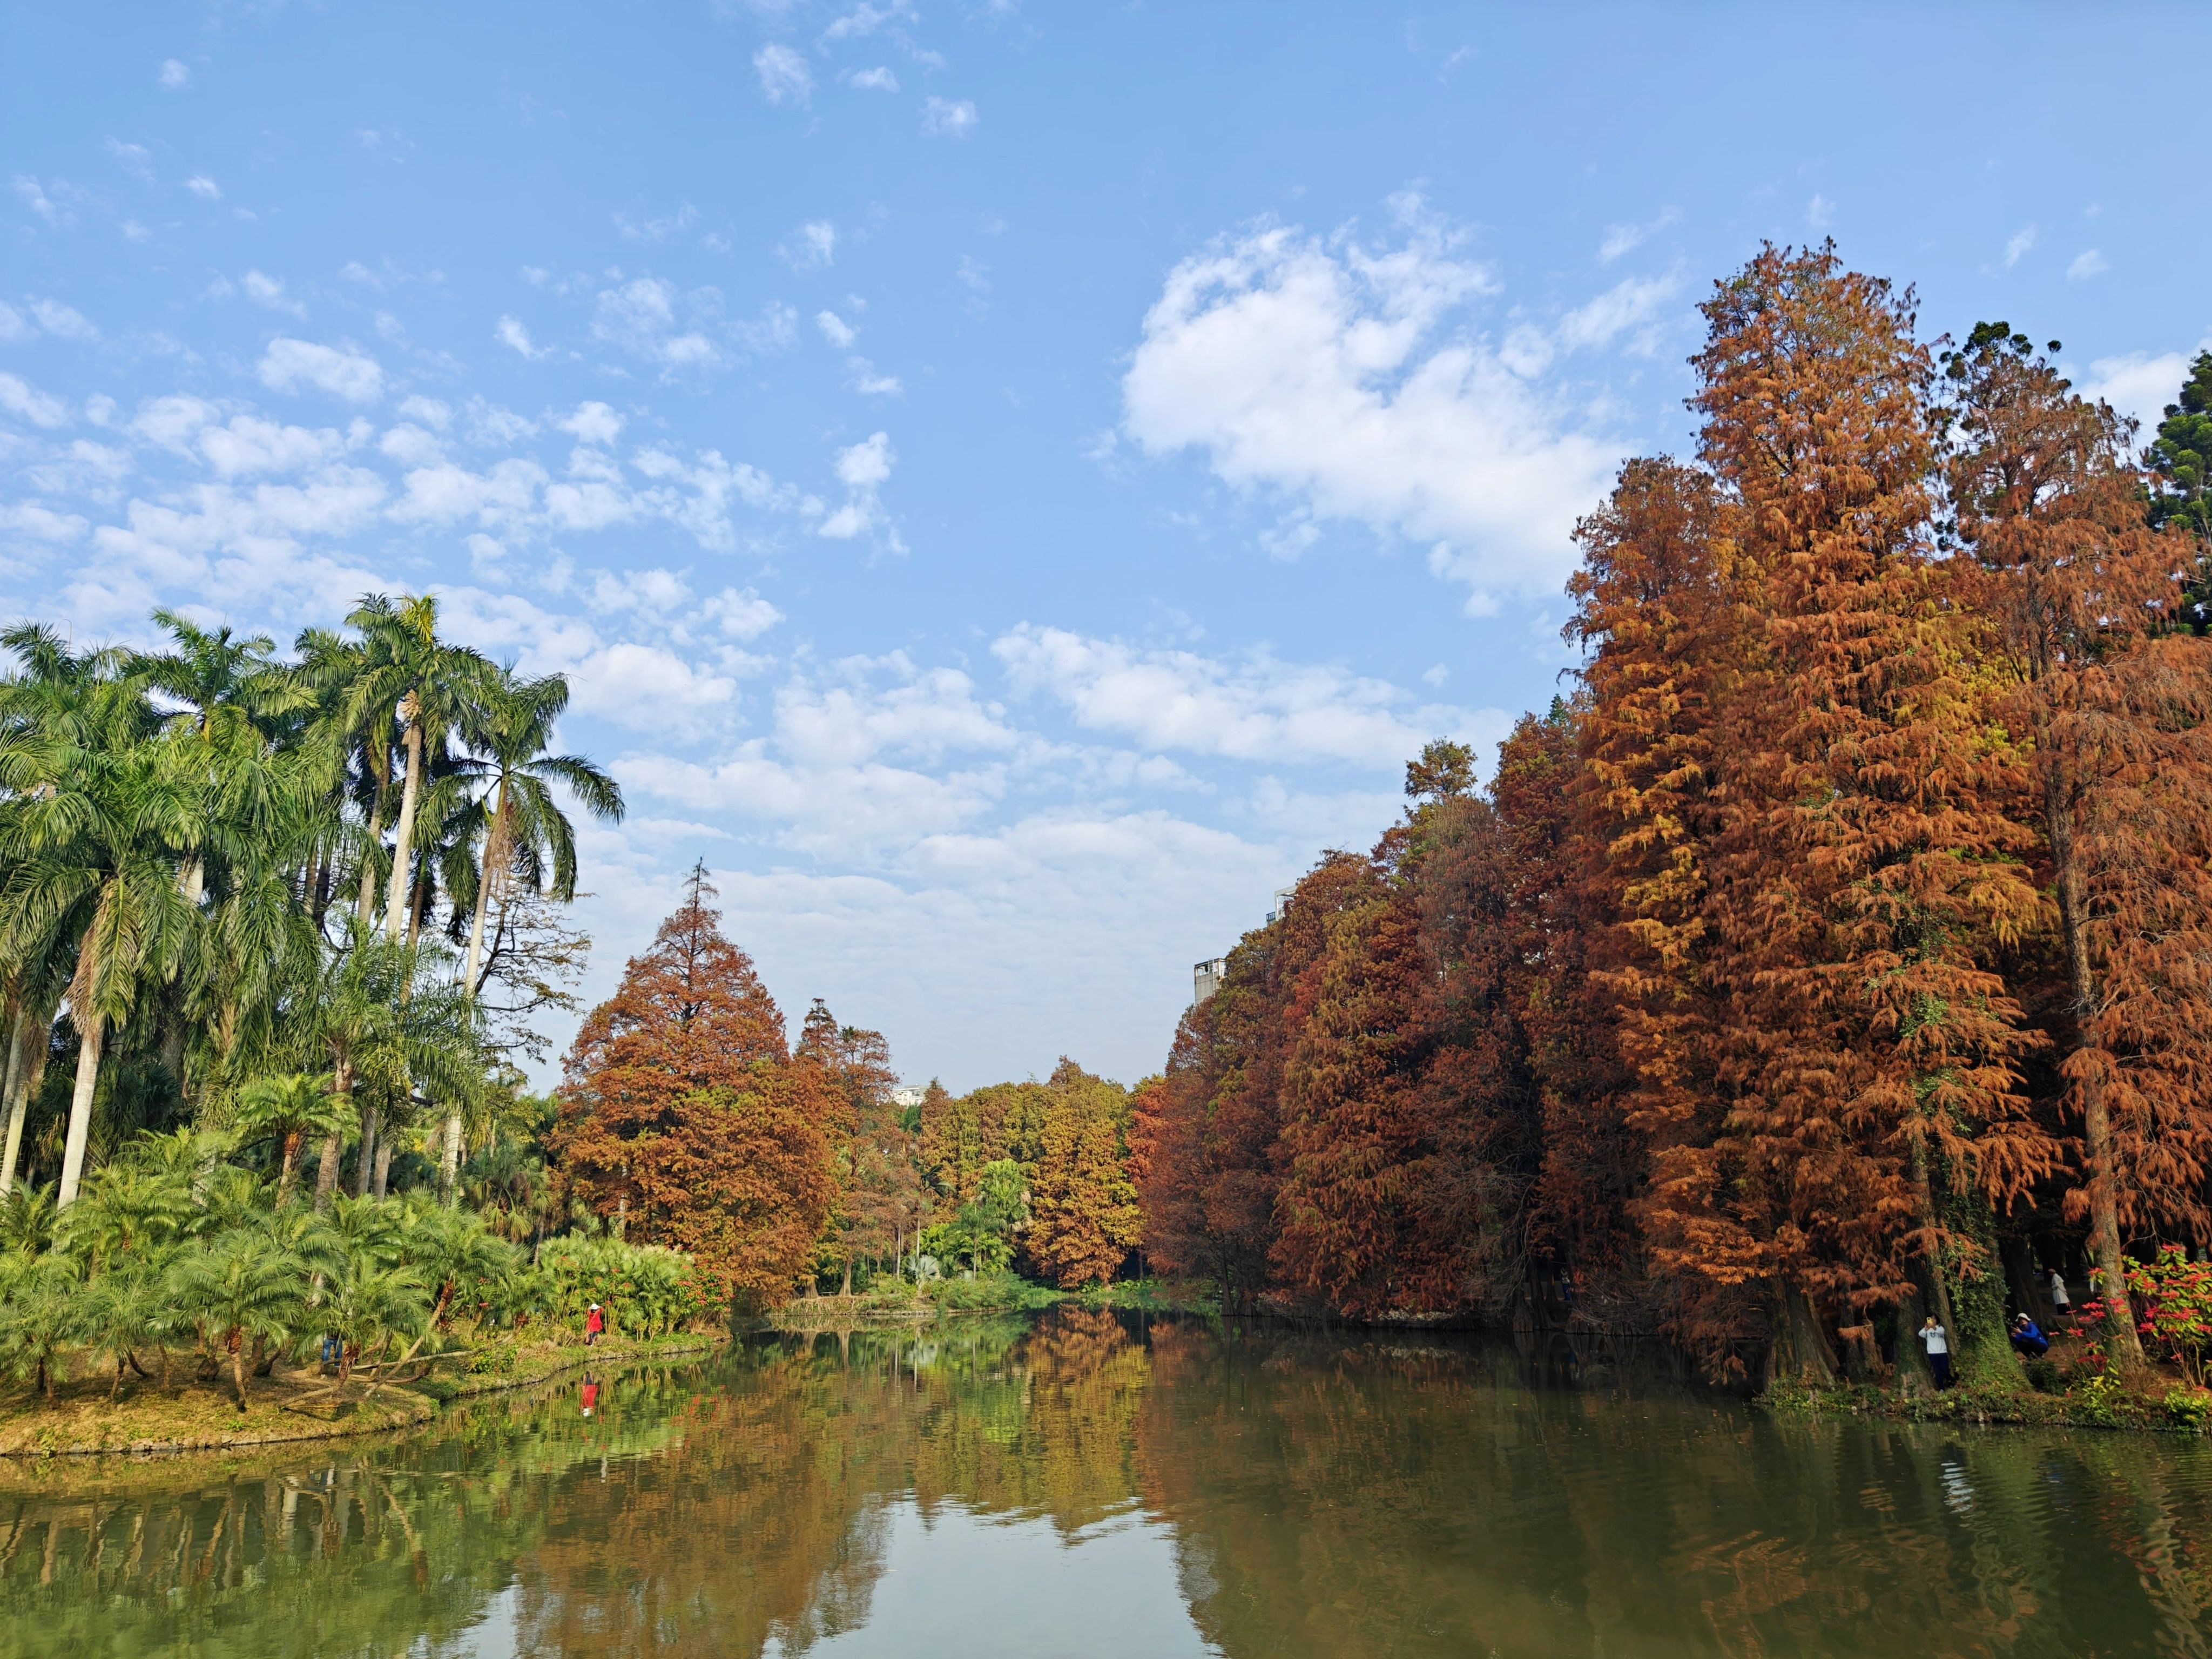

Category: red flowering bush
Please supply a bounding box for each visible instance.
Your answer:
[2070,1249,2212,1382]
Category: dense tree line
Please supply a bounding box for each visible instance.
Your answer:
[0,591,682,1401]
[1138,246,2212,1385]
[554,879,1147,1301]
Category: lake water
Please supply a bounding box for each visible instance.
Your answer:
[3,1308,2209,1658]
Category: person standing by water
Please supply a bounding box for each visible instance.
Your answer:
[1920,1315,1953,1389]
[585,1302,605,1346]
[2049,1266,2071,1320]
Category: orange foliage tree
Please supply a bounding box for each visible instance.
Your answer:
[1023,1060,1143,1287]
[552,867,837,1309]
[1945,322,2212,1368]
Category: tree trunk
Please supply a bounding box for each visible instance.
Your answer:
[276,1130,302,1202]
[383,707,424,939]
[438,1108,463,1207]
[0,1007,27,1196]
[2047,781,2146,1369]
[356,786,386,926]
[372,1138,393,1199]
[1766,1281,1838,1387]
[56,1011,103,1208]
[464,781,509,995]
[231,1334,249,1408]
[1893,1285,1936,1394]
[354,1101,379,1198]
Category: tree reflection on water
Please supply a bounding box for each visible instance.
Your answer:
[1,1312,2208,1657]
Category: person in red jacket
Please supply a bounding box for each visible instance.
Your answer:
[585,1303,604,1346]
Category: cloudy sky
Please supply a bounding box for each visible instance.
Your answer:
[4,3,2208,1090]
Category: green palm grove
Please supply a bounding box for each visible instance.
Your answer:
[0,592,686,1406]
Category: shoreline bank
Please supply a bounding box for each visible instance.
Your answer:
[0,1332,726,1460]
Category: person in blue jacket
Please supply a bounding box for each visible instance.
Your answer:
[2010,1313,2049,1358]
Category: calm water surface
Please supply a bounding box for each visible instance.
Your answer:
[3,1309,2209,1658]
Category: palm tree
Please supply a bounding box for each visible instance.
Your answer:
[341,595,494,942]
[169,1228,304,1407]
[294,920,482,1205]
[437,666,622,1199]
[0,626,152,1198]
[79,1263,172,1398]
[0,1250,79,1403]
[234,1072,354,1200]
[318,1250,430,1387]
[0,660,197,1206]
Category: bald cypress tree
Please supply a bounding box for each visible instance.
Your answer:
[1945,323,2212,1368]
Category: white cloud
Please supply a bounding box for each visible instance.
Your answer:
[754,43,813,106]
[105,140,154,182]
[1553,271,1680,355]
[2002,224,2036,268]
[818,430,898,543]
[822,2,914,41]
[846,359,902,396]
[921,97,979,138]
[781,219,837,269]
[2068,249,2110,281]
[0,372,71,429]
[12,177,72,228]
[241,270,306,318]
[706,586,784,640]
[184,174,220,200]
[556,401,625,446]
[847,66,899,91]
[494,314,549,359]
[993,624,1491,768]
[27,299,97,341]
[0,502,90,544]
[196,414,348,478]
[0,302,26,342]
[158,58,190,89]
[1122,206,1620,602]
[1806,193,1835,230]
[1596,207,1678,264]
[816,309,857,348]
[2079,347,2200,430]
[397,395,451,430]
[257,338,385,403]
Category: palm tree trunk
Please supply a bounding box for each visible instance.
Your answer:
[354,1101,379,1198]
[3,1021,48,1195]
[438,1108,463,1207]
[464,780,509,995]
[231,1336,249,1408]
[383,707,424,938]
[57,1011,103,1208]
[277,1131,302,1201]
[372,1138,393,1199]
[356,788,386,926]
[0,1007,26,1196]
[315,1062,353,1213]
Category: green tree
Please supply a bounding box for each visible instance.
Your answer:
[234,1071,353,1201]
[440,664,621,1201]
[170,1229,306,1406]
[0,1250,79,1402]
[0,662,198,1206]
[341,594,494,941]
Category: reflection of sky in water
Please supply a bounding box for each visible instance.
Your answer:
[762,1502,1216,1659]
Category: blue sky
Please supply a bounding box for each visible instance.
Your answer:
[4,2,2208,1090]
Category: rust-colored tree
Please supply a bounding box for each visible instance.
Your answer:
[1024,1059,1143,1287]
[1945,322,2212,1367]
[552,868,835,1309]
[798,1000,922,1291]
[1671,245,2056,1382]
